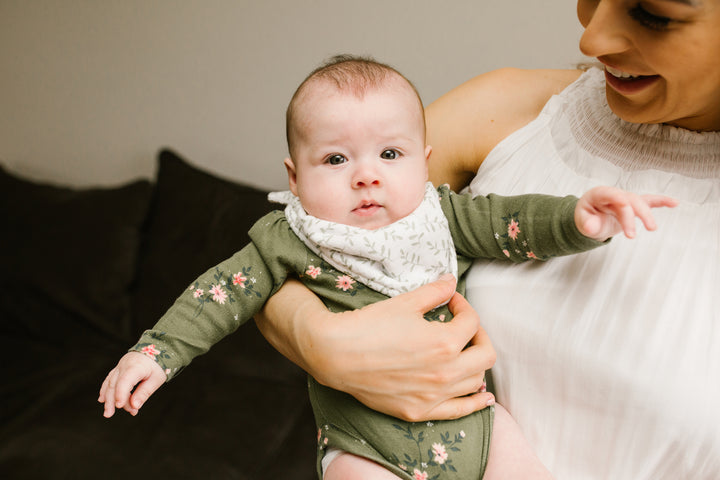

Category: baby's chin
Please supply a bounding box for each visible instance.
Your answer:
[347,215,403,231]
[317,209,407,230]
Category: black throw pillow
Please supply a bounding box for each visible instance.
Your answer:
[131,148,277,334]
[0,164,152,341]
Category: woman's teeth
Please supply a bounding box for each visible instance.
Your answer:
[606,66,641,79]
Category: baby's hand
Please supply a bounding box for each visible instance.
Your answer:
[575,186,678,241]
[98,351,167,418]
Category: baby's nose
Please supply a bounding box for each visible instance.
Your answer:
[352,164,381,188]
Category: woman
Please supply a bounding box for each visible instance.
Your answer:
[120,1,720,477]
[263,1,719,478]
[264,1,720,477]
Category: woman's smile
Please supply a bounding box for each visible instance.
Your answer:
[604,65,661,95]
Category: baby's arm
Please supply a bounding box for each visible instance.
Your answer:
[98,212,296,418]
[98,242,274,418]
[575,186,678,241]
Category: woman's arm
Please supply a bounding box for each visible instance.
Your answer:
[256,276,496,421]
[427,68,581,190]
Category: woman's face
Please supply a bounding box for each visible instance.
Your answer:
[577,0,720,131]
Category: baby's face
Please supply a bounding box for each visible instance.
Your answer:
[286,81,431,230]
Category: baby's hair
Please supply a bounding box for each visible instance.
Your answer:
[286,54,425,157]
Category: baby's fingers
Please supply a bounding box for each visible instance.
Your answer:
[99,369,120,418]
[641,194,679,210]
[129,372,166,411]
[629,194,678,235]
[614,198,643,238]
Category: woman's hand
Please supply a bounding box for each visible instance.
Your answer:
[255,274,496,422]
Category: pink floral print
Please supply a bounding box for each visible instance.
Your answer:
[141,344,160,359]
[232,272,247,288]
[209,285,228,304]
[335,275,355,291]
[497,211,546,261]
[507,219,520,240]
[390,423,466,476]
[431,443,448,464]
[306,265,321,279]
[413,470,428,480]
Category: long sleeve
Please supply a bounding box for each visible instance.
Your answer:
[439,185,606,262]
[129,211,298,381]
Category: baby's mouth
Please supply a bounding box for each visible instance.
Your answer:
[353,201,381,216]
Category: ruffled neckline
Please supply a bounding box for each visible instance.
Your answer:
[563,68,720,180]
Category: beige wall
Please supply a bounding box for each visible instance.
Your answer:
[0,0,587,190]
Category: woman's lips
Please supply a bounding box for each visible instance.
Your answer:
[604,67,660,95]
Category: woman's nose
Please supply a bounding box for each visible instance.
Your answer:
[578,1,632,58]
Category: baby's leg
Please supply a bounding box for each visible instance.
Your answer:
[482,403,554,479]
[324,451,401,480]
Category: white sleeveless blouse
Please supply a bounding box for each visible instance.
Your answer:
[465,68,720,479]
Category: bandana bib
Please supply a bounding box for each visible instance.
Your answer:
[268,182,458,298]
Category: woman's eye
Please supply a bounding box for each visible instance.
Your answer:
[327,154,347,165]
[629,4,672,31]
[380,149,399,160]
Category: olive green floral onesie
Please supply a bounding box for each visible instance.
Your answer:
[131,184,604,479]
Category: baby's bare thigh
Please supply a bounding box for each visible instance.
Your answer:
[324,452,401,480]
[483,403,553,480]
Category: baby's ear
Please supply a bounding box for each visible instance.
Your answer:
[283,157,299,195]
[424,145,433,179]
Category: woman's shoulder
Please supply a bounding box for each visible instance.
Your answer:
[429,68,583,136]
[474,67,581,105]
[427,68,582,190]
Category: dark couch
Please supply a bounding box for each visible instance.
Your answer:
[0,149,317,479]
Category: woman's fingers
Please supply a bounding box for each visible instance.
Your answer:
[424,391,497,421]
[400,273,459,314]
[354,289,496,422]
[262,274,496,422]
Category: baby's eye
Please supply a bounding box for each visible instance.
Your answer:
[327,154,347,165]
[380,149,399,160]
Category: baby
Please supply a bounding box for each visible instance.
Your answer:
[99,55,676,479]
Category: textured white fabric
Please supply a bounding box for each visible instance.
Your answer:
[465,68,720,479]
[320,447,344,474]
[269,182,458,297]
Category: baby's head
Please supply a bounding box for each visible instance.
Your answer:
[284,55,432,230]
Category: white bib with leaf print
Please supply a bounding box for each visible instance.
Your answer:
[268,182,458,298]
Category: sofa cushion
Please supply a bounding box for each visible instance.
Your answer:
[0,164,152,341]
[131,148,278,334]
[0,153,316,479]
